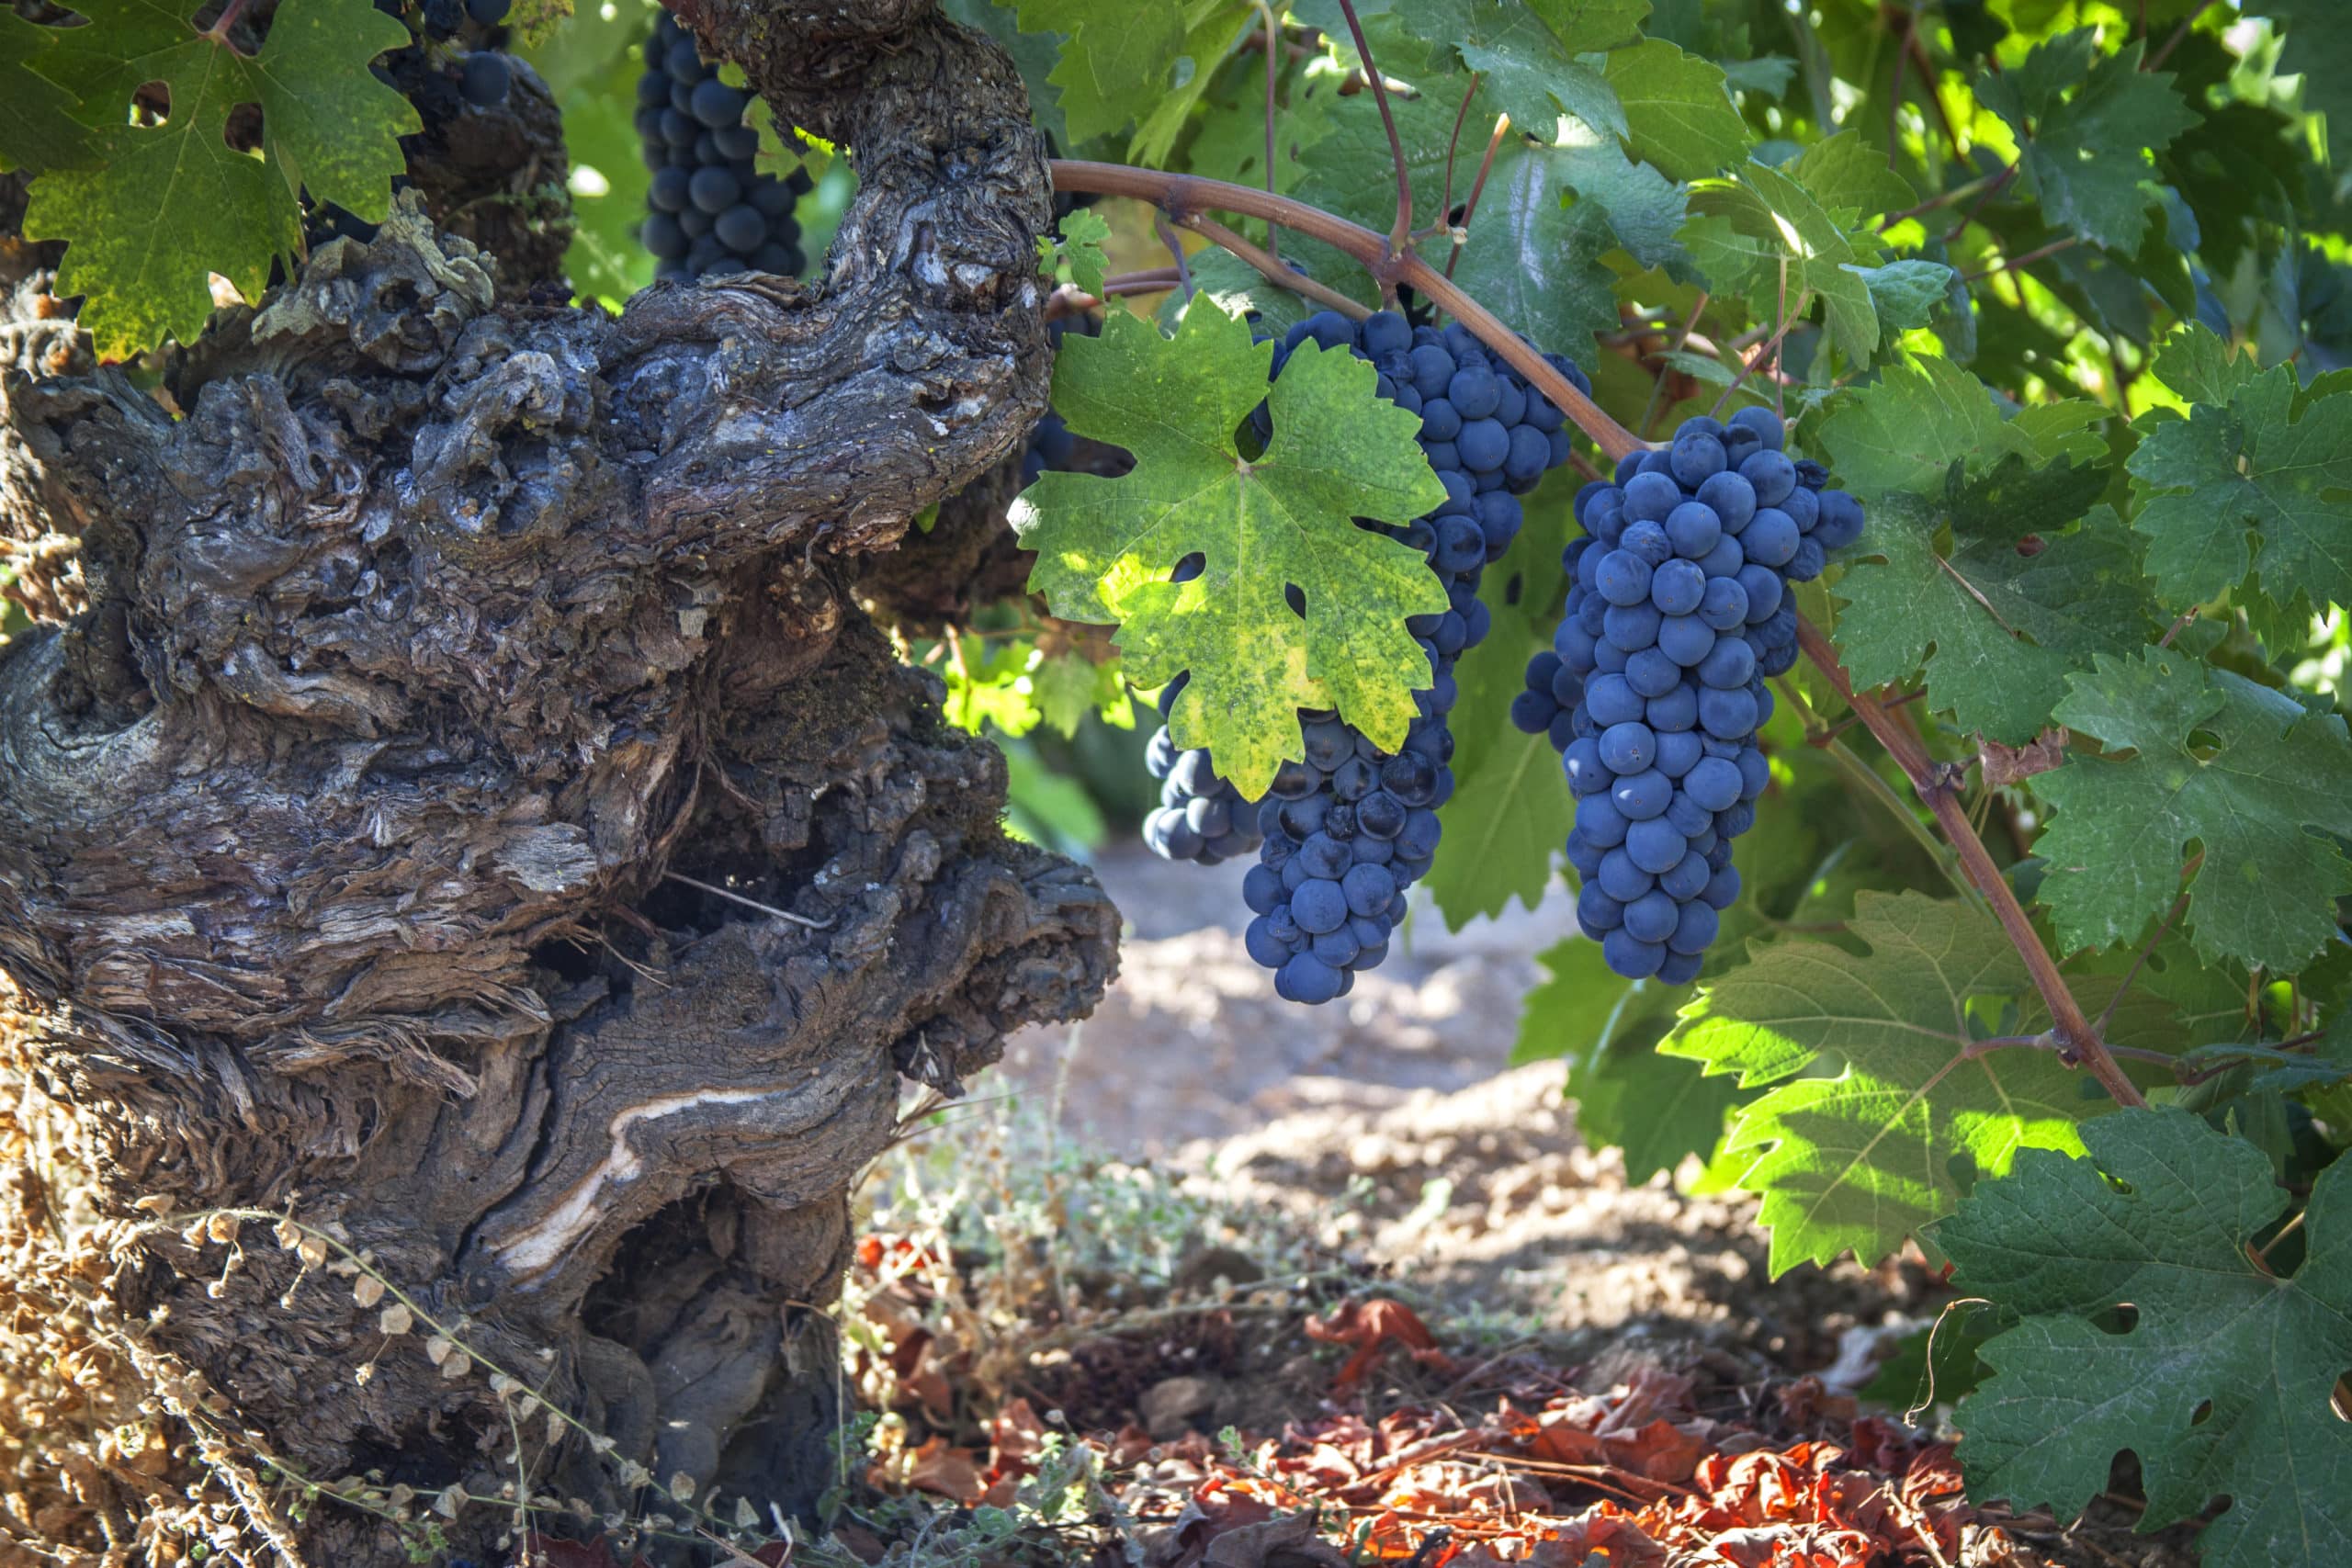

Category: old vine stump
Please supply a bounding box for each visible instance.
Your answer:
[0,3,1117,1562]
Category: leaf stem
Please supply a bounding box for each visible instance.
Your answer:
[1047,160,1649,460]
[1821,734,1986,913]
[1961,234,2080,284]
[1709,287,1813,419]
[2146,0,2220,72]
[1444,113,1512,284]
[1255,1,1283,263]
[1154,211,1194,301]
[1438,73,1484,226]
[1330,0,1413,260]
[1183,214,1371,320]
[2094,886,2192,1039]
[1878,166,2007,232]
[1795,617,2147,1109]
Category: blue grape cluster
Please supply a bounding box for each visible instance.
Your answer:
[636,12,810,282]
[1208,308,1588,1003]
[1511,407,1866,981]
[1142,669,1261,863]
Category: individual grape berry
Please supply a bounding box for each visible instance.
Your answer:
[465,0,508,22]
[690,76,745,129]
[715,204,765,254]
[459,51,510,106]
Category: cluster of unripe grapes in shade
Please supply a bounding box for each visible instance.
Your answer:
[1107,321,1868,1001]
[634,11,810,282]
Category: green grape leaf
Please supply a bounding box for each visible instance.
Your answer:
[1555,133,1692,276]
[1127,3,1257,165]
[1006,0,1182,148]
[1028,648,1133,739]
[0,14,97,175]
[1815,355,2100,501]
[1602,39,1749,182]
[1292,90,1624,359]
[1661,891,2109,1275]
[1834,458,2154,745]
[1054,208,1112,300]
[1684,160,1882,366]
[1429,490,1573,929]
[2033,650,2352,974]
[2127,327,2352,629]
[22,0,418,356]
[1935,1110,2352,1568]
[1447,152,1623,374]
[2256,1,2351,167]
[240,1,417,218]
[1182,74,1337,219]
[941,638,1046,739]
[1156,250,1344,337]
[1854,258,1955,335]
[1012,304,1446,798]
[1369,0,1641,143]
[1976,31,2199,254]
[1786,131,1917,223]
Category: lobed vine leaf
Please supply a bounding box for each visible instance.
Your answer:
[2128,323,2352,631]
[1359,0,1642,145]
[1815,354,2103,501]
[17,0,418,357]
[1833,457,2154,745]
[1517,938,1747,1184]
[2032,650,2352,974]
[1935,1110,2352,1568]
[1601,39,1749,182]
[1661,892,2111,1275]
[1012,303,1447,799]
[0,13,96,175]
[1683,160,1882,366]
[1977,31,2199,254]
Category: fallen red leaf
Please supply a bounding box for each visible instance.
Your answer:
[1304,1299,1453,1396]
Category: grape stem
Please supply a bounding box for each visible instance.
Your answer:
[1796,617,2147,1110]
[1048,160,1647,461]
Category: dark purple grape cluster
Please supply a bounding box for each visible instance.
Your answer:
[1189,307,1589,1004]
[635,12,809,283]
[1511,406,1866,982]
[1142,668,1261,863]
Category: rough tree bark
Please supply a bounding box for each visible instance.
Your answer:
[0,3,1116,1562]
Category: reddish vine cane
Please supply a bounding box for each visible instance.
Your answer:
[1044,157,2150,1113]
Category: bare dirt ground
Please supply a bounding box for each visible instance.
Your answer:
[997,845,1931,1378]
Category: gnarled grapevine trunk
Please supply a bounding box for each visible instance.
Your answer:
[0,4,1115,1562]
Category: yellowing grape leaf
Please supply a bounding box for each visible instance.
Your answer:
[1012,302,1447,798]
[21,0,419,355]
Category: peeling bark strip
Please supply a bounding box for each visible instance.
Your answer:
[0,6,1114,1562]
